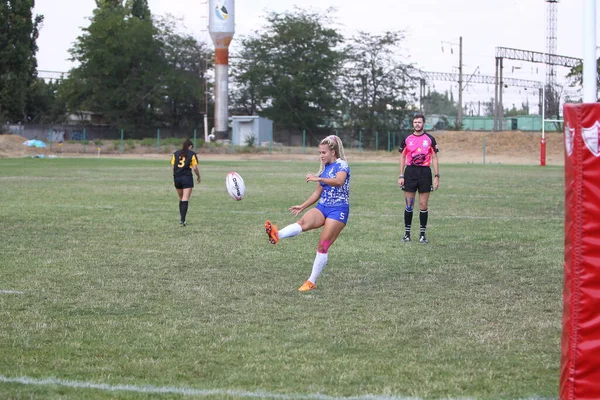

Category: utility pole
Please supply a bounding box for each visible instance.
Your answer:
[458,36,463,127]
[419,78,426,113]
[440,37,464,125]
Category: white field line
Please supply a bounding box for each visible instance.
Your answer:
[0,290,24,294]
[352,213,562,221]
[0,375,422,400]
[436,215,563,221]
[0,375,556,400]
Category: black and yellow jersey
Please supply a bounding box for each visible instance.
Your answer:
[170,149,199,177]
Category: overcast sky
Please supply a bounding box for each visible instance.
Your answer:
[33,0,598,110]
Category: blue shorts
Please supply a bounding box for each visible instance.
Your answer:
[316,203,349,225]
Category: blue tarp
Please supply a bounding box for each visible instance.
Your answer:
[23,140,47,148]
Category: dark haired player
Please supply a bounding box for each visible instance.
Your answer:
[398,114,439,244]
[170,139,201,226]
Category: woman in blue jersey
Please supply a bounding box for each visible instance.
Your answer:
[265,135,350,292]
[170,139,201,226]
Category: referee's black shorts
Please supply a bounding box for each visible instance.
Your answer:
[403,166,433,193]
[174,175,194,189]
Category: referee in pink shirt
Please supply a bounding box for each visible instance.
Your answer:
[397,113,440,244]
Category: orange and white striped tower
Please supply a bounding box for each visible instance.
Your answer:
[208,0,235,139]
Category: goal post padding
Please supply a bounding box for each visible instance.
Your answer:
[561,103,600,400]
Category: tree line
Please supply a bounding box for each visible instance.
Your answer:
[1,1,591,140]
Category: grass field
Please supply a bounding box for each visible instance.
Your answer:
[0,156,564,400]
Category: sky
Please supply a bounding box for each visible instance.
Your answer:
[32,0,599,112]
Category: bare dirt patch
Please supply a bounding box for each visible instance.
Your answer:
[0,130,565,165]
[434,130,564,166]
[0,135,51,158]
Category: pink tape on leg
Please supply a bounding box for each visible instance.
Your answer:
[318,240,332,254]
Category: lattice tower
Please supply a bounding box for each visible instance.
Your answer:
[546,0,558,88]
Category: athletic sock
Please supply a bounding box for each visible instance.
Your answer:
[308,252,328,284]
[181,201,189,222]
[404,210,413,236]
[420,208,428,236]
[279,223,302,240]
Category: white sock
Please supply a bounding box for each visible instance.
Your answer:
[308,252,328,284]
[279,223,302,240]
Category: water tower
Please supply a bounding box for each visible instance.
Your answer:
[208,0,235,138]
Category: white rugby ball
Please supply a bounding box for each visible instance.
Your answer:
[226,172,246,201]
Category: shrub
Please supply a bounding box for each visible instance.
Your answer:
[140,138,155,146]
[244,135,256,147]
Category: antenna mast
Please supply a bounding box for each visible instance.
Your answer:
[545,0,559,118]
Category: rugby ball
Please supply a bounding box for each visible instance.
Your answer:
[226,172,246,201]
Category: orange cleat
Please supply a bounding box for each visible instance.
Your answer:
[298,280,316,292]
[265,220,279,244]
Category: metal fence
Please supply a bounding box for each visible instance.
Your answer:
[2,123,414,152]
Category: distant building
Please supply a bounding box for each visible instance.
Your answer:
[231,116,273,146]
[66,111,105,126]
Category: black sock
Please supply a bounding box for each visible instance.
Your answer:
[179,201,183,221]
[420,209,428,236]
[404,210,413,236]
[181,201,189,222]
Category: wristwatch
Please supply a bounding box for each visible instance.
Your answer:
[434,174,440,178]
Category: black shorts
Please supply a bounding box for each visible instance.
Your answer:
[174,175,194,189]
[403,166,433,193]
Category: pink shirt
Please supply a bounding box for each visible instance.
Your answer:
[400,132,439,166]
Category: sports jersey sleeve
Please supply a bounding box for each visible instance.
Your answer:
[170,154,175,165]
[190,154,198,167]
[319,160,349,181]
[398,136,407,153]
[336,159,349,175]
[427,134,440,153]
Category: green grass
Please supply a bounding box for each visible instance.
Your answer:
[0,157,563,399]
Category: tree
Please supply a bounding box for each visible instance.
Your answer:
[96,0,122,8]
[25,78,67,124]
[421,90,458,116]
[129,0,150,20]
[505,101,530,117]
[231,8,345,135]
[155,15,212,129]
[543,83,565,131]
[230,37,269,116]
[567,59,600,100]
[0,0,43,122]
[543,83,562,122]
[66,0,163,134]
[339,31,416,145]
